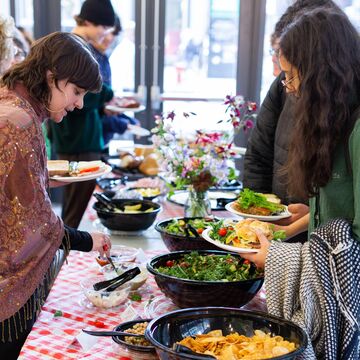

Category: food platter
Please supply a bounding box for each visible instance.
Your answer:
[105,104,145,113]
[225,201,291,221]
[201,228,259,254]
[50,165,112,182]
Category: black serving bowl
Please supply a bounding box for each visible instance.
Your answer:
[145,307,307,360]
[112,319,156,353]
[155,217,219,251]
[147,250,264,308]
[93,199,161,231]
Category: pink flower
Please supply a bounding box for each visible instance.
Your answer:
[166,111,176,121]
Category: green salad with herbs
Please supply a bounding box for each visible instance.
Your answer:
[162,218,216,237]
[156,252,263,281]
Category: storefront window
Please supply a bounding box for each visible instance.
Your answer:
[3,1,11,16]
[163,0,239,98]
[15,0,34,37]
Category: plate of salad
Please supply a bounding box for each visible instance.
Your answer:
[202,218,286,253]
[225,188,291,221]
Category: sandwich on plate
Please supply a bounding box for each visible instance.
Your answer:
[233,188,285,216]
[209,218,286,249]
[47,160,106,177]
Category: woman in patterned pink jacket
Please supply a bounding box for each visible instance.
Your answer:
[0,32,111,358]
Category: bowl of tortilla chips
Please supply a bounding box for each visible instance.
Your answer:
[145,307,307,359]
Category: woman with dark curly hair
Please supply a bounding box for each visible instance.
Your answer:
[243,8,360,265]
[241,9,360,358]
[0,32,112,358]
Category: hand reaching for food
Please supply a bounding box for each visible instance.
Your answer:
[91,232,111,257]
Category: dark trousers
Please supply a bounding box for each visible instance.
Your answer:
[58,152,101,228]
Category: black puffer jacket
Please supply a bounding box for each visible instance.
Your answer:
[243,73,305,205]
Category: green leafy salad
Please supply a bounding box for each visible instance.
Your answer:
[156,252,263,281]
[162,218,216,237]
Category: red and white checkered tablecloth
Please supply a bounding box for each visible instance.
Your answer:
[19,196,267,359]
[19,249,167,360]
[19,248,266,360]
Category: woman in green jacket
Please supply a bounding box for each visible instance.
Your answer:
[241,8,360,267]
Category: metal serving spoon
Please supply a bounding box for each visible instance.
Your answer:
[82,329,144,337]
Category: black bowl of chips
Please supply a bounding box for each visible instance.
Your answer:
[145,307,307,360]
[146,250,264,308]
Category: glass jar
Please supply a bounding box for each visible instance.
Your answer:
[184,188,212,217]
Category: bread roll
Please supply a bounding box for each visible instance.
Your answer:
[134,144,154,157]
[47,160,69,176]
[120,154,142,169]
[263,193,281,204]
[235,219,273,242]
[139,153,159,176]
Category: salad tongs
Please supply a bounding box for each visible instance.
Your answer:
[93,267,140,291]
[93,192,118,212]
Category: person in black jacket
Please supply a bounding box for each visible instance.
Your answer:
[243,0,341,206]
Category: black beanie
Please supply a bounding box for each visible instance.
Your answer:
[79,0,115,27]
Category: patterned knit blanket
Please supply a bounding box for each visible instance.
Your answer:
[265,218,360,359]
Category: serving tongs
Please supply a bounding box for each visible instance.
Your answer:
[182,219,205,238]
[93,192,118,212]
[93,267,140,291]
[173,344,216,359]
[186,224,200,238]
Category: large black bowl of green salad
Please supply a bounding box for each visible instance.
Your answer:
[155,217,220,251]
[147,250,264,308]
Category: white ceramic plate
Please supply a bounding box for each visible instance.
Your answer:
[127,124,151,137]
[105,104,145,113]
[201,228,259,254]
[51,165,112,182]
[168,190,238,210]
[225,201,291,221]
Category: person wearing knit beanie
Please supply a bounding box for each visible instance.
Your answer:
[79,0,115,27]
[73,0,115,43]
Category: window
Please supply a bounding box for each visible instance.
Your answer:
[3,1,11,16]
[163,0,240,98]
[260,0,292,102]
[14,0,34,37]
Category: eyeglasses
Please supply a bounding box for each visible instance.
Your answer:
[269,48,279,57]
[14,46,26,61]
[281,75,298,90]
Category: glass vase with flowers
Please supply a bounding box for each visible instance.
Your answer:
[151,96,256,217]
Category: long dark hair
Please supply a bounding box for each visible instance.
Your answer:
[1,32,102,106]
[272,0,341,41]
[280,9,360,200]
